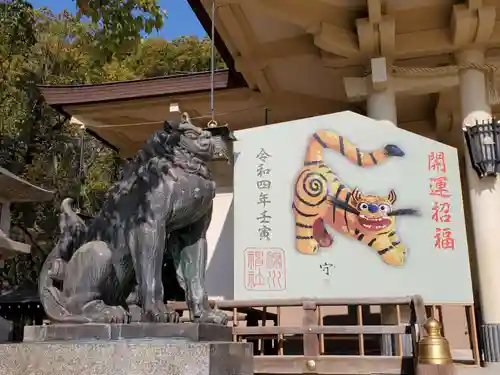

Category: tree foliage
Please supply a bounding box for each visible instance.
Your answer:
[76,0,165,55]
[0,0,225,290]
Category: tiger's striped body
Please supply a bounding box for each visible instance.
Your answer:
[292,130,407,266]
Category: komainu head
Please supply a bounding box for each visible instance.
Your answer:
[162,113,235,163]
[120,113,234,181]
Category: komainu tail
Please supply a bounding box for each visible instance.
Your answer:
[305,130,405,166]
[38,198,89,323]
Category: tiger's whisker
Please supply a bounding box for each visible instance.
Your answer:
[388,208,421,217]
[329,197,360,215]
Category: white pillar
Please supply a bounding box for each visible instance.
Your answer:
[366,57,398,127]
[365,57,411,356]
[457,48,500,363]
[0,201,9,268]
[367,88,397,126]
[0,201,10,235]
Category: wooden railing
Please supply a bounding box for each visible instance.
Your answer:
[169,297,481,367]
[171,296,428,375]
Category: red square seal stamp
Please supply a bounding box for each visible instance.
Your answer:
[243,247,286,291]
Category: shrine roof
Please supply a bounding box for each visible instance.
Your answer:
[38,70,244,107]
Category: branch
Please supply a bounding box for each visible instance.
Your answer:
[52,113,70,130]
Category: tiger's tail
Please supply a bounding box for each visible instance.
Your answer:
[305,130,405,166]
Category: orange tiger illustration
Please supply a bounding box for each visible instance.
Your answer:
[292,130,419,266]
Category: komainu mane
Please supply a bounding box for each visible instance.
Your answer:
[39,115,233,324]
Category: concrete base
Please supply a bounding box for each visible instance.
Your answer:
[0,339,254,375]
[0,323,253,375]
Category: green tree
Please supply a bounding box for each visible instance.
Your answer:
[76,0,165,55]
[0,2,226,291]
[0,2,123,289]
[124,36,226,78]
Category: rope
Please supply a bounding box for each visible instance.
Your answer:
[82,104,265,129]
[78,124,85,180]
[209,0,217,125]
[77,123,85,213]
[364,62,500,105]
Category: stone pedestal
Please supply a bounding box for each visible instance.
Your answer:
[0,323,253,375]
[23,322,233,342]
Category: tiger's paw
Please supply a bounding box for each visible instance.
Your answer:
[318,235,333,248]
[296,239,319,255]
[384,144,405,157]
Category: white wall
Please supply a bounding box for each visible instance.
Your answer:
[205,187,234,300]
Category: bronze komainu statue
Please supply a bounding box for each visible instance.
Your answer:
[39,115,232,324]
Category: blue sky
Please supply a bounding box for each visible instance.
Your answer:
[28,0,208,40]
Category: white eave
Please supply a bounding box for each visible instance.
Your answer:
[0,229,30,259]
[0,167,54,203]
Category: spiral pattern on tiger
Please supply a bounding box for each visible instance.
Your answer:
[295,169,328,207]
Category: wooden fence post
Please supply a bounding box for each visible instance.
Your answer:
[302,301,320,357]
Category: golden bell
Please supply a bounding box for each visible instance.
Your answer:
[418,318,453,365]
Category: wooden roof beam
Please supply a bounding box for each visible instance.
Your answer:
[234,35,319,73]
[221,0,498,68]
[224,0,359,58]
[254,34,318,61]
[217,4,276,93]
[344,53,500,103]
[224,0,455,12]
[343,70,459,102]
[317,0,365,8]
[355,0,396,59]
[258,91,342,111]
[314,23,359,58]
[220,0,319,29]
[71,116,133,152]
[385,0,456,12]
[451,1,496,47]
[325,19,500,67]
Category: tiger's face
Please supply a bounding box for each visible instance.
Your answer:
[350,188,397,234]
